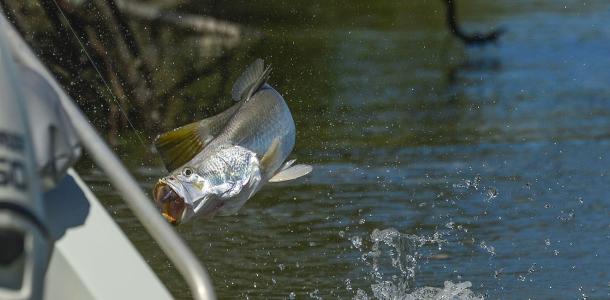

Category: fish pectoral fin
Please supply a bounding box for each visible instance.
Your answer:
[260,138,282,175]
[154,121,207,171]
[279,159,296,172]
[269,164,313,183]
[231,58,271,102]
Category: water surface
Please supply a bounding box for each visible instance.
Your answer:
[78,1,610,298]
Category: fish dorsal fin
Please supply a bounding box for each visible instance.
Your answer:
[231,58,271,102]
[269,164,313,183]
[155,102,241,171]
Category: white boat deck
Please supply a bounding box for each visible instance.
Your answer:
[43,169,173,300]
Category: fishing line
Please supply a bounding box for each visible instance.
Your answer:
[49,0,149,150]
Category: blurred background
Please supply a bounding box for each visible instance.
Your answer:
[3,0,610,298]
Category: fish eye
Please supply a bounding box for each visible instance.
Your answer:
[182,167,193,177]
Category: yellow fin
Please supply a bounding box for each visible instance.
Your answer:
[155,101,242,172]
[154,122,205,172]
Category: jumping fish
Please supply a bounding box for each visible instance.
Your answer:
[152,59,312,224]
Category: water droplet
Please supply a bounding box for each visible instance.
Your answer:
[557,210,575,222]
[308,289,322,300]
[473,175,481,189]
[528,263,537,273]
[486,188,498,200]
[479,241,496,256]
[354,289,369,300]
[350,235,363,249]
[494,268,504,278]
[345,278,352,291]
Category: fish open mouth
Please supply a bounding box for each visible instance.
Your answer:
[153,182,186,225]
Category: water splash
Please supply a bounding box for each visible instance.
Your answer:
[370,281,483,300]
[363,228,439,281]
[346,228,482,299]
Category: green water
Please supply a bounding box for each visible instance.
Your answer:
[75,0,610,298]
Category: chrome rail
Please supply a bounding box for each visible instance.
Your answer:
[0,6,215,298]
[60,98,216,300]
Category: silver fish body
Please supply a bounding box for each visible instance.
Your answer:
[153,60,311,224]
[194,85,295,180]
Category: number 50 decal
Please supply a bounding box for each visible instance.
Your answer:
[0,157,28,192]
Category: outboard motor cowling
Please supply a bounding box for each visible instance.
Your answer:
[0,14,50,300]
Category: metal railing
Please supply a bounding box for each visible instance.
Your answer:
[0,6,215,298]
[60,91,216,300]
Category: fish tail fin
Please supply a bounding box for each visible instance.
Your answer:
[231,58,271,102]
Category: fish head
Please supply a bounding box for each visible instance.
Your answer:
[153,180,185,225]
[153,166,218,224]
[153,147,264,224]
